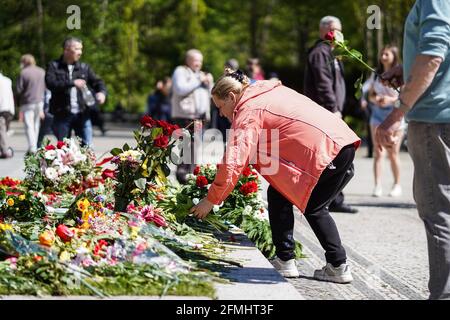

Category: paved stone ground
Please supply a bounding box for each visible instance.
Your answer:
[1,121,429,299]
[286,149,429,300]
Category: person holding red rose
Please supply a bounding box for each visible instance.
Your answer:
[190,69,360,284]
[304,16,358,215]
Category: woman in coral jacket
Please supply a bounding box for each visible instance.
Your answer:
[190,69,360,283]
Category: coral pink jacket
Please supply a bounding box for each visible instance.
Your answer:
[207,80,360,213]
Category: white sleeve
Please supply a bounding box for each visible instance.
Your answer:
[172,66,202,96]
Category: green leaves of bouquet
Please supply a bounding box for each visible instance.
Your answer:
[110,116,180,212]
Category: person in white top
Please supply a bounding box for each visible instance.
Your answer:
[0,71,15,158]
[361,45,404,197]
[170,49,213,183]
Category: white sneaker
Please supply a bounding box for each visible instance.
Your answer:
[388,184,402,197]
[271,257,299,278]
[313,263,353,284]
[372,185,382,197]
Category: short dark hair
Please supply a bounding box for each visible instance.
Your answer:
[62,37,82,49]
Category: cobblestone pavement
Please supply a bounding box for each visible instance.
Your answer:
[284,150,429,300]
[1,122,430,299]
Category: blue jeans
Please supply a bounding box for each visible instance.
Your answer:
[52,113,93,147]
[408,121,450,300]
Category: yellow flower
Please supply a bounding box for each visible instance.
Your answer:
[6,198,14,206]
[0,223,13,232]
[59,251,71,262]
[130,226,140,239]
[18,195,26,201]
[77,198,90,213]
[80,221,90,229]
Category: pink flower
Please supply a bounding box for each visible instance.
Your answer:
[101,169,116,180]
[6,257,17,270]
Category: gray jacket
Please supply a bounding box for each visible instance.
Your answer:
[171,65,212,120]
[16,65,46,106]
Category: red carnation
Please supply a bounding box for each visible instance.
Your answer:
[0,177,20,188]
[140,115,156,128]
[325,31,335,42]
[45,144,56,150]
[193,166,201,175]
[196,175,209,188]
[240,181,258,195]
[154,135,169,148]
[101,169,116,180]
[242,167,252,177]
[56,141,65,149]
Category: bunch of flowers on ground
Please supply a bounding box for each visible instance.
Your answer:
[23,138,99,193]
[109,115,180,212]
[162,164,303,259]
[0,116,304,297]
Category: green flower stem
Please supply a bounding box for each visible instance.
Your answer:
[336,42,400,94]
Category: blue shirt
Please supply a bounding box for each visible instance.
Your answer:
[403,0,450,123]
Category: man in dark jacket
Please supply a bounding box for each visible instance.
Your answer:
[45,37,106,147]
[304,16,358,214]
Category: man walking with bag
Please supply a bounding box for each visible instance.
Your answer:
[46,37,106,147]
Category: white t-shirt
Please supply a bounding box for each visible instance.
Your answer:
[68,65,79,114]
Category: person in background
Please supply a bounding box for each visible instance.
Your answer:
[0,71,15,159]
[362,45,403,197]
[16,54,46,153]
[171,48,213,184]
[37,89,54,148]
[147,77,172,121]
[45,37,107,147]
[246,58,265,82]
[303,15,358,214]
[377,0,450,300]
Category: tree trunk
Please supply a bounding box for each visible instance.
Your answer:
[36,0,45,65]
[250,0,259,57]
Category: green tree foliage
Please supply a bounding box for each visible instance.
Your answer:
[0,0,415,114]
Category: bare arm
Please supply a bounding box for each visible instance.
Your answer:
[376,54,442,148]
[399,54,442,111]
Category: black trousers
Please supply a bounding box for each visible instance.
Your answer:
[268,144,356,266]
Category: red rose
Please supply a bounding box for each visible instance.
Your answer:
[196,175,209,188]
[101,168,116,180]
[45,144,56,150]
[140,115,156,128]
[240,181,258,195]
[325,31,335,42]
[242,167,252,177]
[193,166,201,175]
[55,224,74,243]
[56,141,65,149]
[169,124,180,136]
[154,135,169,148]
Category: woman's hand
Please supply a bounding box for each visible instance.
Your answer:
[190,198,214,220]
